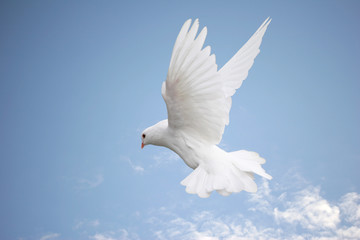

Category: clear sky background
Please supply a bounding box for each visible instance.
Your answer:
[1,1,360,239]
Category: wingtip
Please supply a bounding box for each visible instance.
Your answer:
[183,19,192,29]
[202,26,207,34]
[254,17,272,35]
[193,18,199,28]
[263,17,272,28]
[185,18,192,24]
[266,17,272,25]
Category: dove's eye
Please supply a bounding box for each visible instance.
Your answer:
[142,134,146,139]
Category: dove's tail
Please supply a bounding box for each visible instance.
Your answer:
[180,149,272,198]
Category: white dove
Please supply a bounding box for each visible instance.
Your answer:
[141,18,272,198]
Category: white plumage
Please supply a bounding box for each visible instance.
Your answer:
[141,18,272,198]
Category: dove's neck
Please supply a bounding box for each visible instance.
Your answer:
[148,119,188,162]
[148,119,200,169]
[148,119,171,148]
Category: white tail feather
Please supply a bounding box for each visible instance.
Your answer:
[180,150,271,198]
[230,150,272,180]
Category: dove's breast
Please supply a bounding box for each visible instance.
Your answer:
[164,128,211,169]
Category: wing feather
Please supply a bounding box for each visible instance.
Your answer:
[220,18,272,98]
[162,18,271,144]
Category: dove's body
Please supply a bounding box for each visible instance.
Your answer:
[142,18,272,198]
[143,119,271,198]
[145,119,212,169]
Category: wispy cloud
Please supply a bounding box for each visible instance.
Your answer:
[39,233,60,240]
[76,174,104,189]
[273,186,340,230]
[90,233,116,240]
[74,219,100,230]
[150,210,280,240]
[121,156,144,173]
[147,178,360,239]
[90,229,139,240]
[152,150,180,166]
[339,192,360,226]
[70,171,360,240]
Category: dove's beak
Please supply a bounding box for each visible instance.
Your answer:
[141,142,144,149]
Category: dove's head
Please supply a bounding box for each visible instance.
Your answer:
[141,119,169,149]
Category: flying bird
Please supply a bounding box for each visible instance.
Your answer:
[141,18,272,198]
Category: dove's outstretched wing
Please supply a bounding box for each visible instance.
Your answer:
[162,18,271,145]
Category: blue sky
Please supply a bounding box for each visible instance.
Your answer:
[1,0,360,239]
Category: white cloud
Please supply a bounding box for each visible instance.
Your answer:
[339,192,360,225]
[91,233,117,240]
[335,226,360,239]
[274,186,340,230]
[77,174,104,189]
[150,210,281,240]
[90,229,139,240]
[121,156,144,173]
[39,233,60,240]
[248,179,273,214]
[70,172,360,240]
[146,178,360,240]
